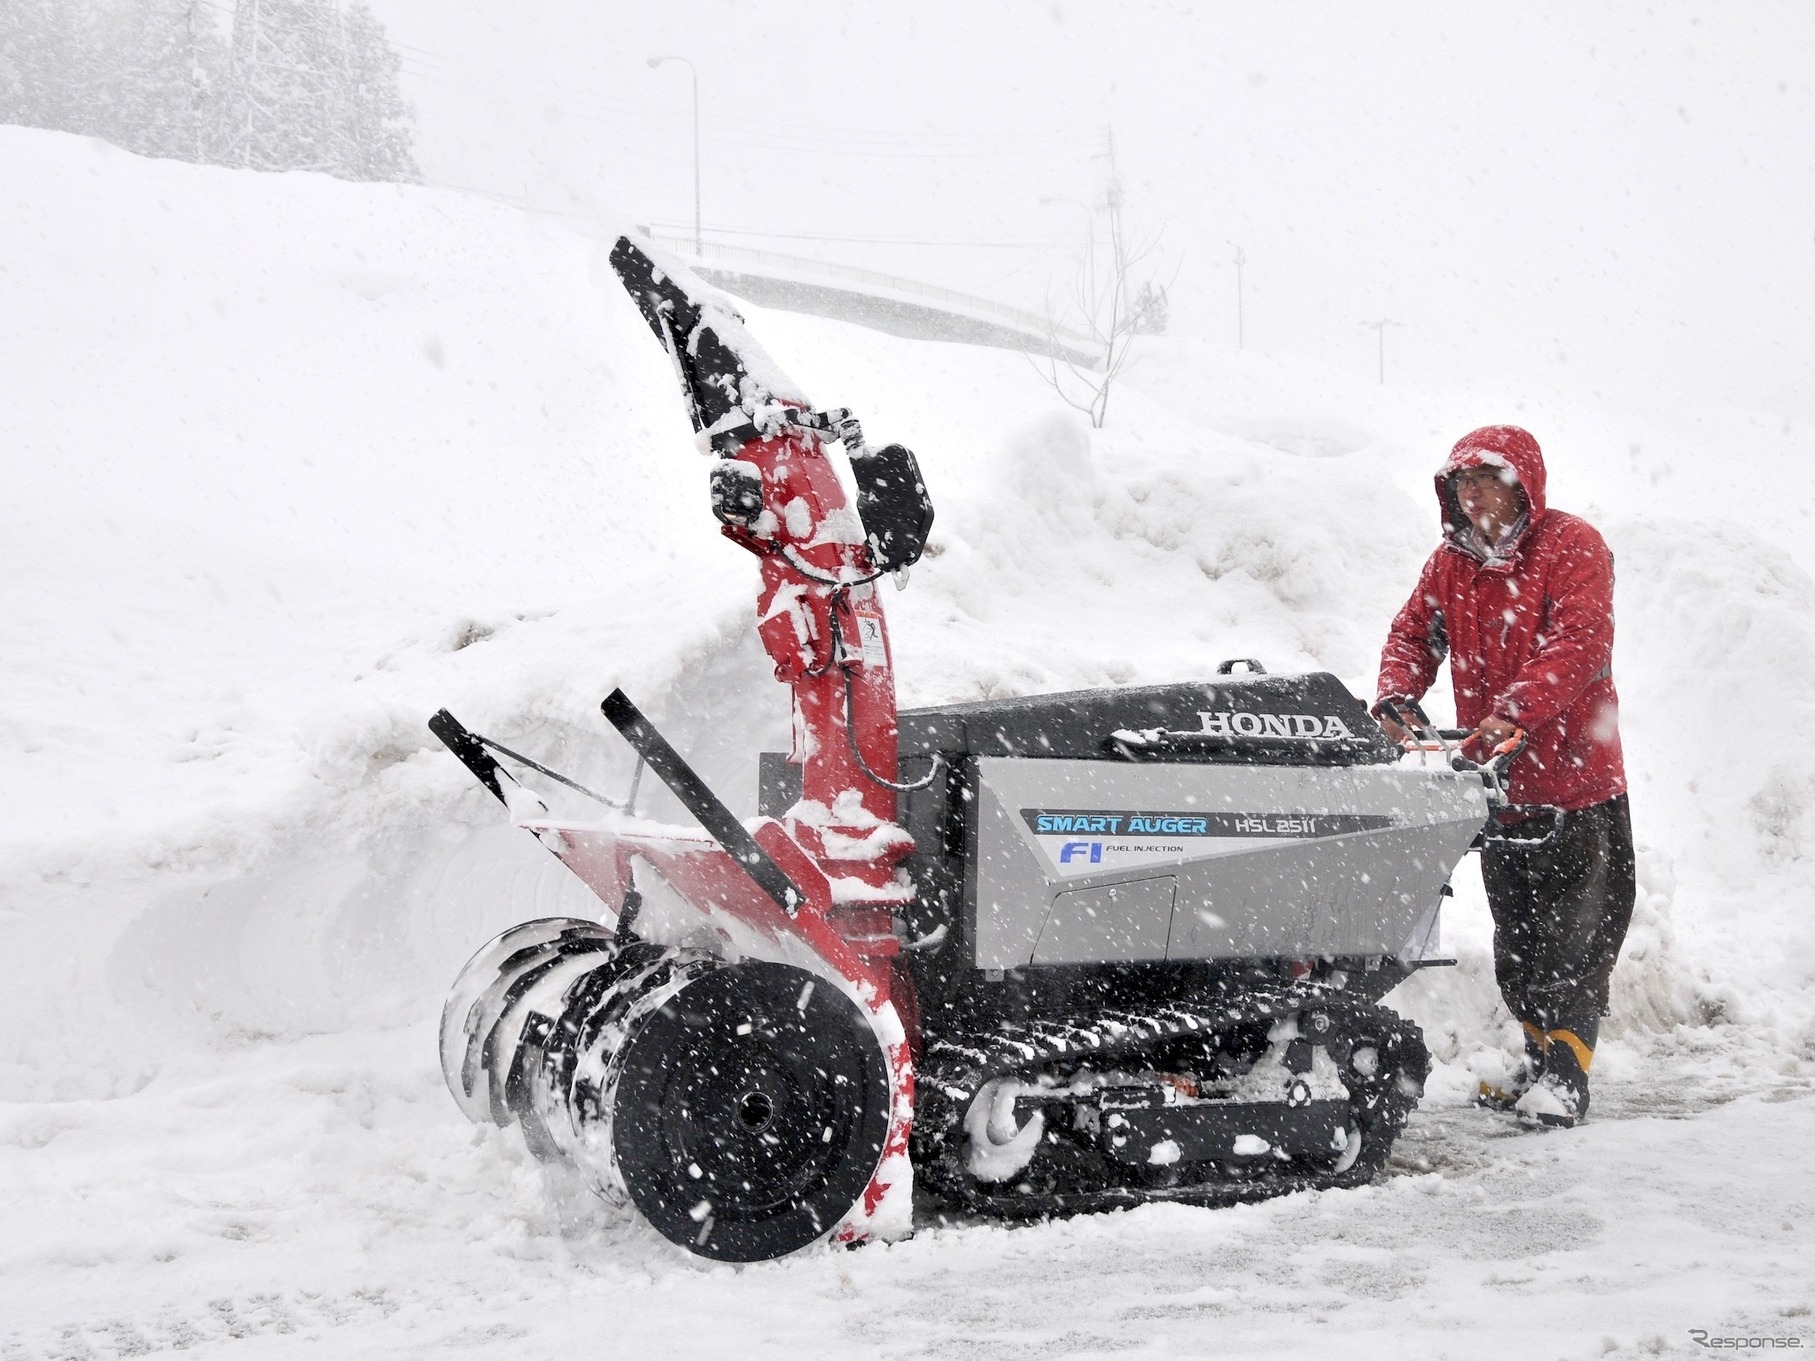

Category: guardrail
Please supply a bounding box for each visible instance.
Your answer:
[643,233,1093,351]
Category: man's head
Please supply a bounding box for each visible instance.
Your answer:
[1436,425,1547,548]
[1451,463,1526,540]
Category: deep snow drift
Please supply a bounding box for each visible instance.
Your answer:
[2,128,1813,1359]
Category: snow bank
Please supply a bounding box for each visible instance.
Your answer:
[4,126,1814,1354]
[0,125,775,1098]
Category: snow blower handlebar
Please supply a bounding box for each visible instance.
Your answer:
[1375,696,1463,757]
[1375,697,1566,847]
[1474,729,1569,847]
[1376,696,1516,770]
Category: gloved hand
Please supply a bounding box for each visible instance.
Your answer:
[1462,714,1525,766]
[1371,696,1416,746]
[1472,714,1522,749]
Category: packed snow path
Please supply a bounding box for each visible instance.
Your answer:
[3,1024,1809,1359]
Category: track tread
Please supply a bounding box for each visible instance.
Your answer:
[914,988,1428,1218]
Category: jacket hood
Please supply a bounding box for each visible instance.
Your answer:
[1435,424,1549,547]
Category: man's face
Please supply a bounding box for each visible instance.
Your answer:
[1452,464,1524,537]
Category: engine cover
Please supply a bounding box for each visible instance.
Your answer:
[966,757,1486,969]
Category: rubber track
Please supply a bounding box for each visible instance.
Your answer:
[914,991,1429,1218]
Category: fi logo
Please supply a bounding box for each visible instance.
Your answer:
[1059,841,1104,864]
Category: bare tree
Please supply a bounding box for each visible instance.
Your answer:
[1033,181,1168,429]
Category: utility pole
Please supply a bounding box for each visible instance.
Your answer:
[1364,318,1400,384]
[1103,126,1123,249]
[648,55,700,255]
[1102,125,1129,345]
[1233,245,1246,348]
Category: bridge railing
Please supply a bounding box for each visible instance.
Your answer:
[643,233,1094,351]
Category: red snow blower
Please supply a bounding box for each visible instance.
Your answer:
[431,238,1498,1261]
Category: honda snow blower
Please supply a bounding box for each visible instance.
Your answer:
[430,238,1516,1261]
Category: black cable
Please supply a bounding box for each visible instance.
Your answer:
[842,664,944,793]
[824,601,944,794]
[471,733,627,809]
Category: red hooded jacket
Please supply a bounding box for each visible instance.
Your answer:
[1377,426,1626,812]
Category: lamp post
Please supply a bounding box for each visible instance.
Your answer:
[1364,318,1400,384]
[1232,245,1246,349]
[647,55,700,255]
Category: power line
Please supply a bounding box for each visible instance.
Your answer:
[388,40,1104,159]
[400,65,1090,158]
[399,66,1099,161]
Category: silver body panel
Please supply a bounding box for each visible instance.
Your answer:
[968,758,1488,969]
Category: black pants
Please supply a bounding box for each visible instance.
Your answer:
[1481,793,1636,1039]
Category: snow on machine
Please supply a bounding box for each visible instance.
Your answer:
[430,238,1517,1261]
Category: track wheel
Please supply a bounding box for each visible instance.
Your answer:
[611,961,890,1262]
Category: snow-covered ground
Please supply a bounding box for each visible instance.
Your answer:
[3,128,1812,1358]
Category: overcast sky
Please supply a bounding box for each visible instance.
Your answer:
[370,1,1815,420]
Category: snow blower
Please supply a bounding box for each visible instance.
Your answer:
[430,237,1517,1261]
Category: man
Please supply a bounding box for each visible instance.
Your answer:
[1375,425,1634,1128]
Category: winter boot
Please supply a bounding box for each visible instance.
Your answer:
[1476,1022,1548,1111]
[1515,1023,1596,1128]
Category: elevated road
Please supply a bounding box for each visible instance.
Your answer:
[644,235,1100,369]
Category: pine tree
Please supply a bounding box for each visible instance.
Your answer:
[0,0,111,139]
[108,0,214,161]
[1130,281,1169,336]
[225,0,336,171]
[220,0,417,180]
[335,2,417,182]
[0,0,417,182]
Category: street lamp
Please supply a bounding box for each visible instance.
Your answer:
[1231,244,1246,349]
[1363,318,1400,384]
[646,55,700,255]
